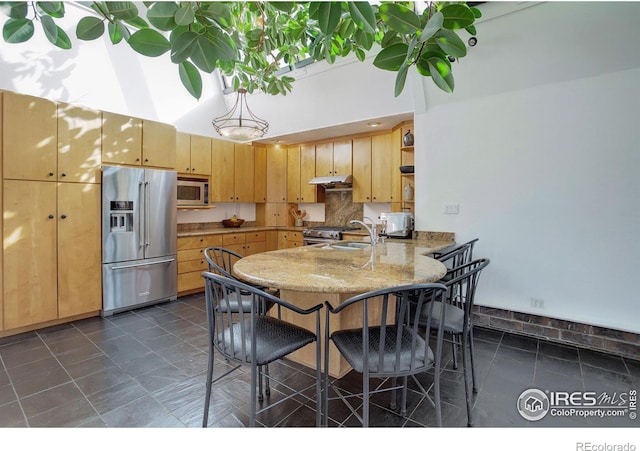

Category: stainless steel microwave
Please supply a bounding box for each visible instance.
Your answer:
[177,179,209,206]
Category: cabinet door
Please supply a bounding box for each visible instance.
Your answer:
[299,144,317,203]
[234,143,254,202]
[176,132,191,174]
[190,135,212,176]
[333,139,353,176]
[352,137,372,202]
[265,203,288,227]
[211,139,235,202]
[315,142,333,176]
[142,119,176,168]
[254,146,267,203]
[3,180,58,329]
[371,133,392,202]
[266,145,287,202]
[57,183,102,318]
[102,111,142,166]
[57,103,102,184]
[3,92,57,181]
[287,145,301,202]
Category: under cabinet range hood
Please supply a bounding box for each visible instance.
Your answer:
[308,174,353,190]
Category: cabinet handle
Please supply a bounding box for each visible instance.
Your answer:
[199,238,204,242]
[61,173,66,177]
[48,172,54,176]
[144,158,149,162]
[192,168,195,172]
[48,214,54,219]
[61,214,67,219]
[186,167,190,171]
[136,158,140,162]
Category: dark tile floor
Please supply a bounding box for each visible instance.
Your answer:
[1,293,638,428]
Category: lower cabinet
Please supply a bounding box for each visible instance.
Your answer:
[278,231,303,249]
[177,230,267,295]
[2,180,101,331]
[177,234,222,295]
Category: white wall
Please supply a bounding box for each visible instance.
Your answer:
[414,2,640,333]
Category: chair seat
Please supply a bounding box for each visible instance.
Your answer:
[331,326,434,374]
[421,301,465,334]
[217,316,316,365]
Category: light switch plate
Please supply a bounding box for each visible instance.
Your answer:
[443,203,459,214]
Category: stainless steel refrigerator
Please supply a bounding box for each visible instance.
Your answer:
[101,165,177,316]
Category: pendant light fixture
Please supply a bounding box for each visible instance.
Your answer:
[212,88,269,142]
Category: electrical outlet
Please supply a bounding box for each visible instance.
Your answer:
[443,203,459,214]
[530,298,545,309]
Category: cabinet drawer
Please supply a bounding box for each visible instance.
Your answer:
[244,241,266,256]
[178,248,206,261]
[178,271,205,293]
[223,233,245,246]
[287,240,303,248]
[287,231,303,241]
[178,234,222,250]
[245,231,266,243]
[178,258,208,274]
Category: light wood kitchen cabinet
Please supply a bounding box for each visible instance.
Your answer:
[2,91,57,181]
[177,234,223,295]
[142,119,176,169]
[102,111,143,166]
[222,230,266,256]
[352,136,373,202]
[176,132,212,176]
[234,143,254,202]
[57,102,102,183]
[371,133,393,202]
[2,180,101,330]
[257,202,288,227]
[56,182,102,318]
[266,145,287,202]
[254,145,267,202]
[278,230,303,249]
[210,140,254,202]
[315,140,352,176]
[210,138,235,202]
[288,143,321,203]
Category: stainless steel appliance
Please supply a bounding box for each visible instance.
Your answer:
[177,177,209,206]
[380,212,414,238]
[102,165,177,316]
[302,226,359,245]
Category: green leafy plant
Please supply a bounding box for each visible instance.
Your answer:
[0,1,480,99]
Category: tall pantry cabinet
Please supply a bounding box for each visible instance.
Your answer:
[1,91,102,332]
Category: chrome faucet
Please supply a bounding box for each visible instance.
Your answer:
[350,216,377,246]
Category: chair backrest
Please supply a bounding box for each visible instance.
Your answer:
[435,238,479,269]
[202,271,278,364]
[204,246,244,279]
[327,283,448,377]
[444,258,490,325]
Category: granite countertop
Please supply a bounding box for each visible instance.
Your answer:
[233,239,453,294]
[177,225,306,237]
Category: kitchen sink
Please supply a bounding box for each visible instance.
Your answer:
[324,241,371,251]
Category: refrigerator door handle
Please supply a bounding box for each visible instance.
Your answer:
[138,181,145,248]
[145,180,150,247]
[110,258,176,270]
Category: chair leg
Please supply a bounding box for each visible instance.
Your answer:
[202,347,214,428]
[264,363,271,396]
[400,375,408,416]
[461,330,474,427]
[451,334,459,370]
[434,365,442,427]
[363,374,370,427]
[390,377,398,410]
[469,328,478,394]
[258,366,264,401]
[250,363,257,427]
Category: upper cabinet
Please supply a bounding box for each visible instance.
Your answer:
[210,139,254,202]
[142,119,176,169]
[352,132,398,203]
[3,92,58,181]
[315,140,352,176]
[3,92,102,183]
[234,143,254,202]
[57,102,102,183]
[266,144,287,203]
[352,136,373,202]
[102,111,143,166]
[177,132,212,176]
[254,145,267,203]
[287,143,322,203]
[103,114,176,169]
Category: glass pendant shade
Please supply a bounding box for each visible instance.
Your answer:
[212,88,269,142]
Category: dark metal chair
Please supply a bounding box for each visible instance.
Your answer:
[433,238,479,271]
[204,246,278,401]
[323,283,449,427]
[201,271,323,427]
[416,258,490,427]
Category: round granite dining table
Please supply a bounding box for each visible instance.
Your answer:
[233,239,451,377]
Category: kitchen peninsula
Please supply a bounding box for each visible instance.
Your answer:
[233,237,453,377]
